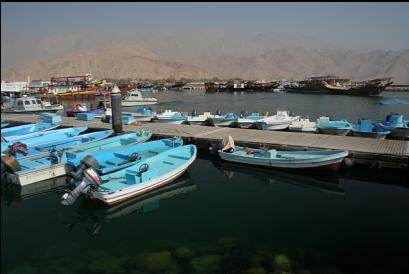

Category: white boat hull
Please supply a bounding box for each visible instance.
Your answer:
[122,101,157,107]
[89,157,195,205]
[288,126,317,133]
[318,127,351,136]
[257,121,291,130]
[208,118,237,127]
[7,163,73,186]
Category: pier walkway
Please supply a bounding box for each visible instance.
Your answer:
[3,113,409,170]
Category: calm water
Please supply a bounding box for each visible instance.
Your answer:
[2,91,409,274]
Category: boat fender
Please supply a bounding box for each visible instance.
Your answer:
[2,154,21,173]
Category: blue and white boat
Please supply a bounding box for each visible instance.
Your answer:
[2,126,88,155]
[207,113,239,127]
[155,110,190,124]
[61,144,197,206]
[2,132,152,186]
[218,136,348,171]
[10,129,112,159]
[237,112,265,128]
[316,116,352,136]
[65,137,182,175]
[2,127,86,143]
[1,122,60,138]
[378,113,409,140]
[351,119,391,139]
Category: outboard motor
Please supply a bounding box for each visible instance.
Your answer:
[209,143,220,155]
[215,109,222,116]
[61,167,103,206]
[49,147,59,165]
[191,109,198,116]
[69,155,100,182]
[240,110,248,117]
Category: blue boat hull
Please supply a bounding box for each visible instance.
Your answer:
[14,130,113,159]
[1,123,60,137]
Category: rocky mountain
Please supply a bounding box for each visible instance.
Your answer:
[1,31,409,83]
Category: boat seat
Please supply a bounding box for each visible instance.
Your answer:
[125,170,142,184]
[120,138,139,145]
[113,153,130,160]
[106,158,126,166]
[168,154,190,160]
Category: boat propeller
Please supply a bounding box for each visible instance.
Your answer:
[61,167,103,206]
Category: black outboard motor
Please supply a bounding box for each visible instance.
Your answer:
[240,110,248,117]
[191,109,198,116]
[49,147,59,165]
[69,155,100,182]
[215,109,222,116]
[61,167,103,206]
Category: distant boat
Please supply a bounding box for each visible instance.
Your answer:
[154,110,189,124]
[187,112,215,125]
[207,113,239,127]
[218,136,348,171]
[316,116,352,136]
[237,112,265,128]
[1,122,60,138]
[65,102,105,118]
[122,90,157,107]
[323,78,393,96]
[1,96,64,114]
[378,113,409,140]
[1,126,87,156]
[61,144,197,206]
[351,119,391,139]
[256,110,299,130]
[289,117,317,133]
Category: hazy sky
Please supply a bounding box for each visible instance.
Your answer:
[2,2,409,50]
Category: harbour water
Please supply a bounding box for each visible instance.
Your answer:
[2,90,409,274]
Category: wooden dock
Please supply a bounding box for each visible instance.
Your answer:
[2,113,409,170]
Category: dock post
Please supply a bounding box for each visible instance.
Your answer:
[111,85,123,134]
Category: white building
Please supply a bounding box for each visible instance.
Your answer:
[1,81,29,97]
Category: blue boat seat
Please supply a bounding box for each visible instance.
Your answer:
[168,154,190,160]
[106,158,126,166]
[120,138,139,145]
[113,153,131,160]
[125,170,142,184]
[266,149,277,158]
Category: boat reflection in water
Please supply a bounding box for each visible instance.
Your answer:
[63,173,196,235]
[213,160,345,195]
[1,176,68,206]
